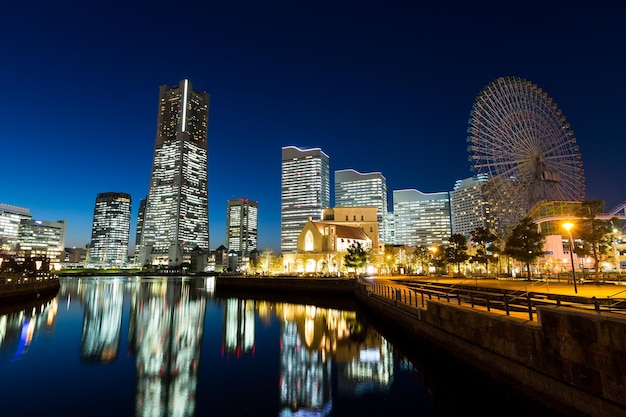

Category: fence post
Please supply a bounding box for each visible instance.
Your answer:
[504,294,510,316]
[527,293,533,321]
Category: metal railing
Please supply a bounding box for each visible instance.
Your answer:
[358,278,626,321]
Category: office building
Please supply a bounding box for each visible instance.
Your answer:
[17,219,66,268]
[335,169,388,247]
[449,174,492,237]
[226,198,258,269]
[88,192,132,268]
[134,197,146,260]
[0,203,32,252]
[281,146,330,254]
[393,189,451,247]
[140,79,210,267]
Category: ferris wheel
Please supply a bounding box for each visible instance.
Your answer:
[466,76,585,233]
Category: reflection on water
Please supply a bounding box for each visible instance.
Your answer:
[0,276,419,417]
[0,296,57,363]
[0,276,563,417]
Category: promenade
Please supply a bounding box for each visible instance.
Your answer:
[383,275,626,299]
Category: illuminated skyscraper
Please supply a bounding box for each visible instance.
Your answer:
[393,189,451,247]
[335,169,388,245]
[140,79,210,267]
[449,174,492,237]
[0,203,32,252]
[226,198,258,255]
[88,192,132,268]
[281,146,330,254]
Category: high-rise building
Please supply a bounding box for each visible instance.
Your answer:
[335,169,388,247]
[449,174,492,237]
[226,198,258,259]
[0,203,32,252]
[393,189,451,247]
[17,219,66,268]
[281,146,330,254]
[88,192,132,268]
[140,79,210,267]
[134,197,146,259]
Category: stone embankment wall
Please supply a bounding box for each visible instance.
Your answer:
[0,277,60,303]
[354,282,626,417]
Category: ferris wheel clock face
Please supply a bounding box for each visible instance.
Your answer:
[467,76,585,231]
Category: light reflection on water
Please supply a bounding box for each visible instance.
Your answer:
[0,276,562,417]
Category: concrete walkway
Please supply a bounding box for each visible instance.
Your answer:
[382,275,626,299]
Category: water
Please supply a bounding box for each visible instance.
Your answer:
[0,276,564,417]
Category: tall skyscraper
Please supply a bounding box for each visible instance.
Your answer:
[134,197,146,259]
[393,189,451,247]
[88,192,132,268]
[335,169,388,245]
[226,197,258,255]
[140,79,210,267]
[281,146,330,254]
[449,174,492,237]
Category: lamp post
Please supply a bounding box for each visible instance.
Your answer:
[562,222,578,294]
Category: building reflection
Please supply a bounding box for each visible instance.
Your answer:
[128,278,207,417]
[0,297,58,363]
[274,303,393,416]
[81,279,123,362]
[5,277,396,416]
[222,298,255,358]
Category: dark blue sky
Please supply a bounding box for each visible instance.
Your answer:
[2,1,624,253]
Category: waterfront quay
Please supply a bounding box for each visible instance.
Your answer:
[356,276,626,417]
[0,274,60,306]
[215,274,626,417]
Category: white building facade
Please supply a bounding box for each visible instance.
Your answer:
[280,146,330,254]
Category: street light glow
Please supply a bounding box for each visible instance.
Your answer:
[562,222,578,294]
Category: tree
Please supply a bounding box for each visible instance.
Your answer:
[470,227,498,274]
[575,199,614,282]
[430,245,447,276]
[343,242,368,274]
[445,234,469,275]
[504,217,546,280]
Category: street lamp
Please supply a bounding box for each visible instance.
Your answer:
[562,222,578,294]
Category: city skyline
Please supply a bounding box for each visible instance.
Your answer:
[3,2,624,254]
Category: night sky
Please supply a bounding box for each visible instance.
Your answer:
[2,1,624,253]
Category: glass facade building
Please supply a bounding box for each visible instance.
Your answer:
[281,146,330,254]
[449,174,492,238]
[88,192,132,268]
[226,198,258,255]
[393,189,451,247]
[17,218,66,267]
[0,203,32,252]
[140,79,210,266]
[334,169,388,244]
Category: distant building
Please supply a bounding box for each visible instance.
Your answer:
[0,203,32,252]
[280,146,330,254]
[140,79,210,268]
[393,189,451,247]
[65,246,88,267]
[334,169,388,246]
[17,219,66,269]
[226,198,258,271]
[449,174,492,237]
[383,212,395,245]
[134,197,146,261]
[88,192,132,268]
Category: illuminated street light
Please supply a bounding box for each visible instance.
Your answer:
[562,222,578,294]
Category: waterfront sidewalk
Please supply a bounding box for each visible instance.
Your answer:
[385,275,626,300]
